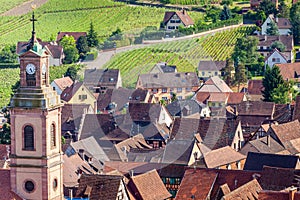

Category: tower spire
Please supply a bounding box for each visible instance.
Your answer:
[29,5,37,49]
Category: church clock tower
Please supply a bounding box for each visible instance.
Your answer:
[9,12,63,200]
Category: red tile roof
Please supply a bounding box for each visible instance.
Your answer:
[271,120,300,145]
[175,169,217,200]
[129,169,171,200]
[53,76,73,91]
[0,169,22,200]
[163,10,194,26]
[248,80,264,95]
[222,179,262,200]
[258,190,298,200]
[227,93,246,105]
[277,62,300,81]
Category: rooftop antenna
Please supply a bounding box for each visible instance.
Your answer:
[29,4,37,49]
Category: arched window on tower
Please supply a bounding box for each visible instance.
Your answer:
[50,123,56,148]
[24,125,34,150]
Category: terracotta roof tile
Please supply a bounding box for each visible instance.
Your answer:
[0,169,22,200]
[227,93,246,105]
[53,76,73,91]
[258,190,296,200]
[75,174,124,200]
[204,146,246,168]
[200,76,233,93]
[61,82,83,102]
[257,35,293,51]
[238,101,275,116]
[248,80,264,95]
[129,169,171,200]
[163,10,194,26]
[270,120,300,145]
[198,60,226,71]
[277,62,300,81]
[222,179,262,200]
[293,96,300,121]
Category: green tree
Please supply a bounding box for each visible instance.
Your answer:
[259,0,277,16]
[222,58,234,86]
[205,7,221,23]
[262,65,284,102]
[60,36,79,64]
[64,66,78,81]
[234,63,247,91]
[266,21,279,35]
[87,22,99,48]
[0,123,10,144]
[220,5,231,20]
[171,92,177,102]
[221,0,233,6]
[270,41,286,52]
[76,36,89,55]
[271,81,298,103]
[290,2,300,44]
[278,0,289,18]
[0,44,17,63]
[232,36,259,66]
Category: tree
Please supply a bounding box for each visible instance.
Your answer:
[64,66,78,81]
[110,27,123,41]
[222,58,234,86]
[60,36,79,64]
[221,0,233,6]
[220,5,231,20]
[259,0,277,16]
[76,36,89,55]
[234,63,247,91]
[278,0,289,18]
[262,65,284,102]
[271,81,298,103]
[87,22,99,48]
[205,7,221,23]
[0,123,10,144]
[232,36,259,67]
[270,41,286,52]
[0,44,18,63]
[290,2,300,44]
[266,21,279,35]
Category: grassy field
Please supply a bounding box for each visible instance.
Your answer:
[0,0,28,14]
[0,0,204,47]
[104,26,254,88]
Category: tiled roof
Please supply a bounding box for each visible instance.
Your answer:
[150,62,177,73]
[243,152,299,171]
[60,82,84,102]
[97,88,148,112]
[194,91,210,104]
[204,146,246,168]
[163,10,194,26]
[293,96,300,121]
[198,60,226,71]
[79,114,129,146]
[227,93,246,105]
[84,69,120,87]
[200,76,233,93]
[270,120,300,145]
[129,169,171,200]
[166,99,203,117]
[237,101,275,116]
[256,35,293,51]
[137,72,199,89]
[0,144,9,160]
[269,15,292,29]
[222,179,262,200]
[56,31,87,42]
[129,102,162,122]
[259,166,300,191]
[239,136,285,155]
[53,76,73,91]
[75,174,124,200]
[277,62,300,81]
[248,80,264,95]
[208,92,228,102]
[175,168,261,200]
[264,48,288,62]
[127,148,164,163]
[273,103,293,124]
[115,134,152,151]
[0,169,22,200]
[171,118,240,150]
[61,103,91,134]
[63,154,95,187]
[175,169,218,200]
[258,190,300,200]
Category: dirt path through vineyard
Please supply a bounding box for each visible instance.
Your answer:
[1,0,48,16]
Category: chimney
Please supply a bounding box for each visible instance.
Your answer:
[264,35,267,41]
[130,170,134,177]
[289,187,297,200]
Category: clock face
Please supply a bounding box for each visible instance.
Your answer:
[42,63,46,74]
[26,64,36,75]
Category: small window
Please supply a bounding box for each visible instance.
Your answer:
[177,88,182,93]
[24,180,35,193]
[215,72,218,76]
[202,72,205,76]
[50,123,56,148]
[24,125,34,150]
[162,88,167,93]
[186,87,191,92]
[53,178,58,190]
[162,97,168,101]
[177,96,182,100]
[152,89,157,94]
